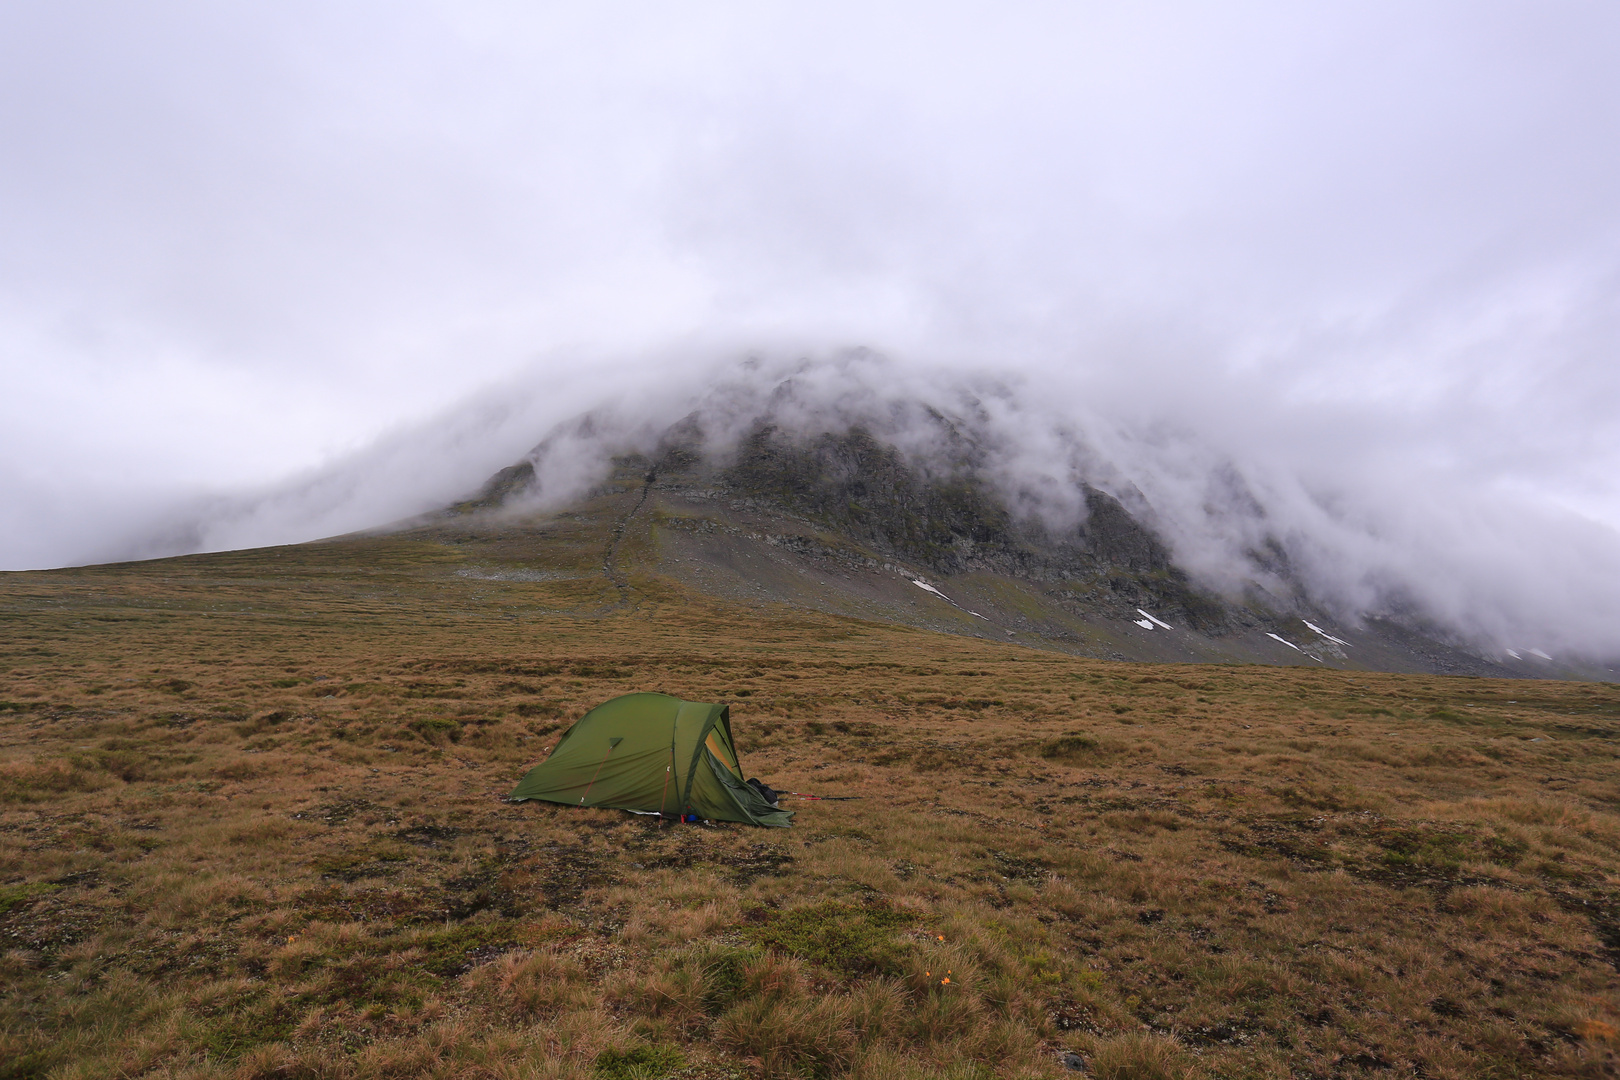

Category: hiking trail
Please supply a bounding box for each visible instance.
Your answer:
[602,470,655,606]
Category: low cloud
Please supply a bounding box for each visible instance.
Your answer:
[62,349,1616,661]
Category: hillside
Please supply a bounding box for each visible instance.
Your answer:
[431,425,1612,681]
[3,523,1619,1079]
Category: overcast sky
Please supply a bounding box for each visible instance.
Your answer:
[3,2,1618,649]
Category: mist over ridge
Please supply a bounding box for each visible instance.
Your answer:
[459,351,1614,663]
[70,347,1611,665]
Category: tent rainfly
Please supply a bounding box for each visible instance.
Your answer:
[508,693,792,827]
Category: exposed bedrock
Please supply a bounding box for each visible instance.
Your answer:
[435,412,1598,679]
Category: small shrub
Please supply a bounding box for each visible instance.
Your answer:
[1484,832,1529,866]
[700,945,765,1013]
[409,717,463,744]
[1041,734,1101,762]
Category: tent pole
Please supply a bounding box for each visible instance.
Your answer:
[578,738,623,805]
[658,753,672,827]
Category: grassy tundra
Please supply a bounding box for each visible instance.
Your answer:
[2,536,1618,1079]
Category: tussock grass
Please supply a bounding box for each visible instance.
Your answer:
[2,535,1620,1078]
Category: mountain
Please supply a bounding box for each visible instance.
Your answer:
[406,406,1613,680]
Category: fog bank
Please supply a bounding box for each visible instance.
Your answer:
[50,349,1619,663]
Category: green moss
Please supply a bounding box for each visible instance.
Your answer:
[196,997,302,1060]
[747,900,917,977]
[1378,828,1476,871]
[0,881,58,916]
[412,923,519,977]
[312,842,412,881]
[594,1044,685,1080]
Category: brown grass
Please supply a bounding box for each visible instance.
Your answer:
[1,534,1618,1078]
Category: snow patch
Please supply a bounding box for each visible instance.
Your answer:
[1505,649,1521,660]
[912,578,988,619]
[1530,648,1553,661]
[1266,632,1301,651]
[1133,618,1154,630]
[1137,608,1173,630]
[1302,620,1350,647]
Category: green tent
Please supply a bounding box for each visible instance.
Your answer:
[509,693,792,827]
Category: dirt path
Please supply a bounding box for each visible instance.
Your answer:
[601,470,655,606]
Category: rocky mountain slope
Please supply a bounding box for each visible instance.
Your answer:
[416,415,1614,680]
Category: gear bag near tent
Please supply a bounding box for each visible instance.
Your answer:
[508,693,792,827]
